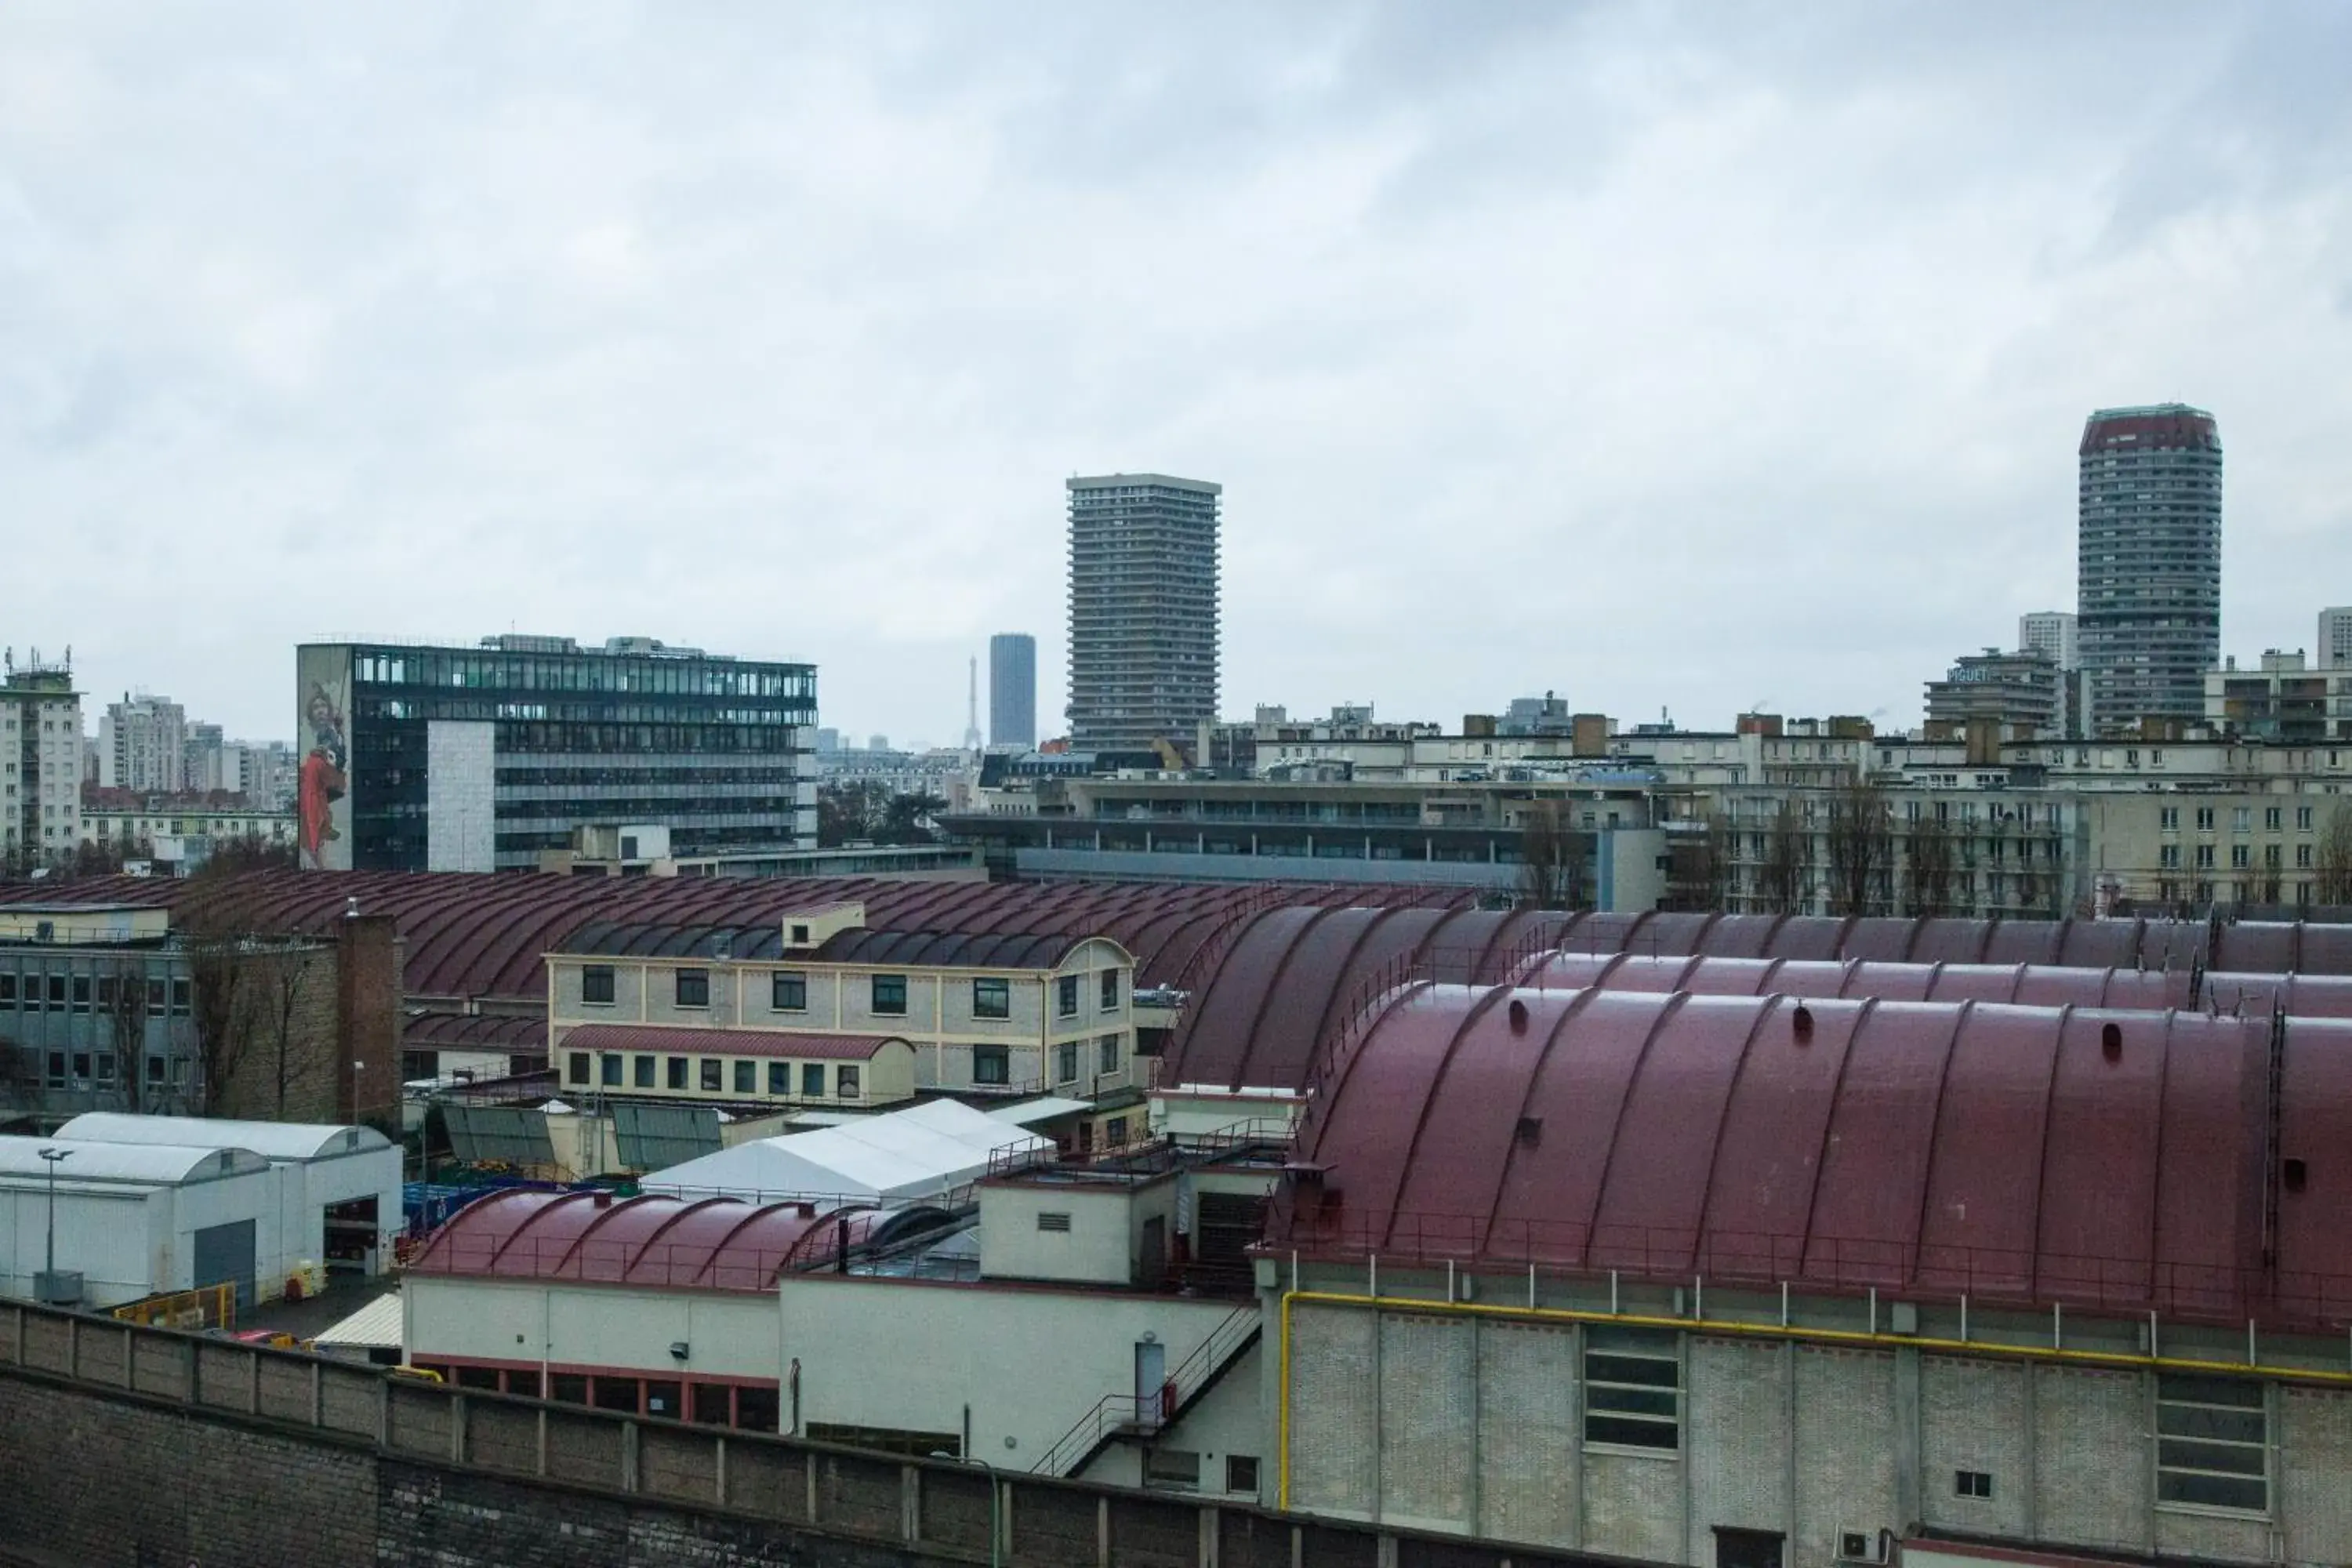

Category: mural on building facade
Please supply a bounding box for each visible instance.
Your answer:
[295,647,353,871]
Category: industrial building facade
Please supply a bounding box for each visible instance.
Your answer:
[296,635,818,872]
[2078,405,2223,732]
[1066,474,1220,754]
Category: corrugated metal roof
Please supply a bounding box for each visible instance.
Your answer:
[559,1024,903,1062]
[1270,985,2352,1330]
[313,1290,405,1351]
[408,1189,862,1290]
[0,871,1470,1003]
[0,1136,271,1186]
[57,1113,391,1163]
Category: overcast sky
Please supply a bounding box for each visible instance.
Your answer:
[6,4,2350,748]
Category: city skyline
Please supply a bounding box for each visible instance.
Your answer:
[8,7,2350,746]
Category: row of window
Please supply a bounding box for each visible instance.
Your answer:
[2160,843,2307,870]
[583,966,1123,1020]
[2161,804,2318,832]
[0,972,191,1015]
[414,1363,783,1431]
[571,1051,864,1099]
[38,1051,190,1089]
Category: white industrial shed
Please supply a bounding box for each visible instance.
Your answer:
[58,1113,404,1283]
[646,1099,1048,1204]
[0,1136,281,1310]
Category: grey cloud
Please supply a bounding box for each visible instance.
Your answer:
[2,2,2348,744]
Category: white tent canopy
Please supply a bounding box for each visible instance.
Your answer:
[644,1099,1047,1204]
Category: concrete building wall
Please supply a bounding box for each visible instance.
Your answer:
[778,1273,1242,1471]
[1280,1290,2352,1566]
[424,719,496,873]
[405,1277,782,1385]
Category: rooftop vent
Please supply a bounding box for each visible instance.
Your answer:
[1515,1116,1544,1147]
[1792,1004,1814,1044]
[2283,1158,2308,1193]
[2101,1022,2123,1060]
[1507,999,1530,1034]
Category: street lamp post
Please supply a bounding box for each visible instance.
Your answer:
[35,1146,71,1298]
[351,1058,365,1125]
[928,1450,1001,1568]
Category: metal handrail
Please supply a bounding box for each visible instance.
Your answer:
[1030,1305,1260,1477]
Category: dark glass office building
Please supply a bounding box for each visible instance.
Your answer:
[989,633,1037,749]
[296,635,817,873]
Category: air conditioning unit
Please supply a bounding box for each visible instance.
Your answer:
[1837,1530,1890,1565]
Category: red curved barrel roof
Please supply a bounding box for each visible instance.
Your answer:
[408,1189,866,1290]
[1272,985,2352,1329]
[0,871,1468,1002]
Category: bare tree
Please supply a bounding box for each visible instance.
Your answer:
[2318,803,2352,906]
[1759,800,1811,914]
[183,935,252,1117]
[102,956,151,1112]
[255,945,326,1120]
[1515,800,1589,911]
[1824,776,1894,917]
[1902,811,1958,918]
[1665,812,1733,912]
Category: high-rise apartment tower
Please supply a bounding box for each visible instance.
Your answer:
[2077,405,2221,732]
[1066,473,1220,754]
[989,633,1036,750]
[2318,608,2352,670]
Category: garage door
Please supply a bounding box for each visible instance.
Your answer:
[192,1219,257,1310]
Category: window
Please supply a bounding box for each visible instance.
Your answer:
[699,1058,723,1091]
[973,1044,1010,1086]
[0,974,12,1005]
[1955,1469,1993,1499]
[1098,1034,1121,1075]
[1036,1211,1072,1232]
[971,977,1010,1020]
[2156,1374,2266,1512]
[2231,844,2250,869]
[602,1054,623,1087]
[1057,975,1080,1018]
[800,1062,826,1097]
[1144,1449,1201,1490]
[1057,1041,1080,1083]
[674,969,710,1008]
[1225,1455,1260,1494]
[2266,807,2282,831]
[768,1062,789,1094]
[733,1060,756,1094]
[667,1056,689,1091]
[837,1065,860,1098]
[2196,844,2215,869]
[2232,807,2252,832]
[1105,1115,1130,1145]
[71,975,90,1014]
[44,1051,64,1087]
[582,965,615,1005]
[2299,806,2314,830]
[2159,845,2180,869]
[1100,970,1121,1011]
[2264,844,2283,870]
[634,1054,656,1089]
[2299,844,2314,869]
[2196,807,2215,830]
[735,1386,781,1432]
[2160,807,2180,829]
[147,978,165,1016]
[871,975,907,1016]
[147,1057,165,1084]
[169,978,191,1017]
[1583,1327,1679,1450]
[71,1052,90,1082]
[771,972,807,1012]
[568,1052,590,1085]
